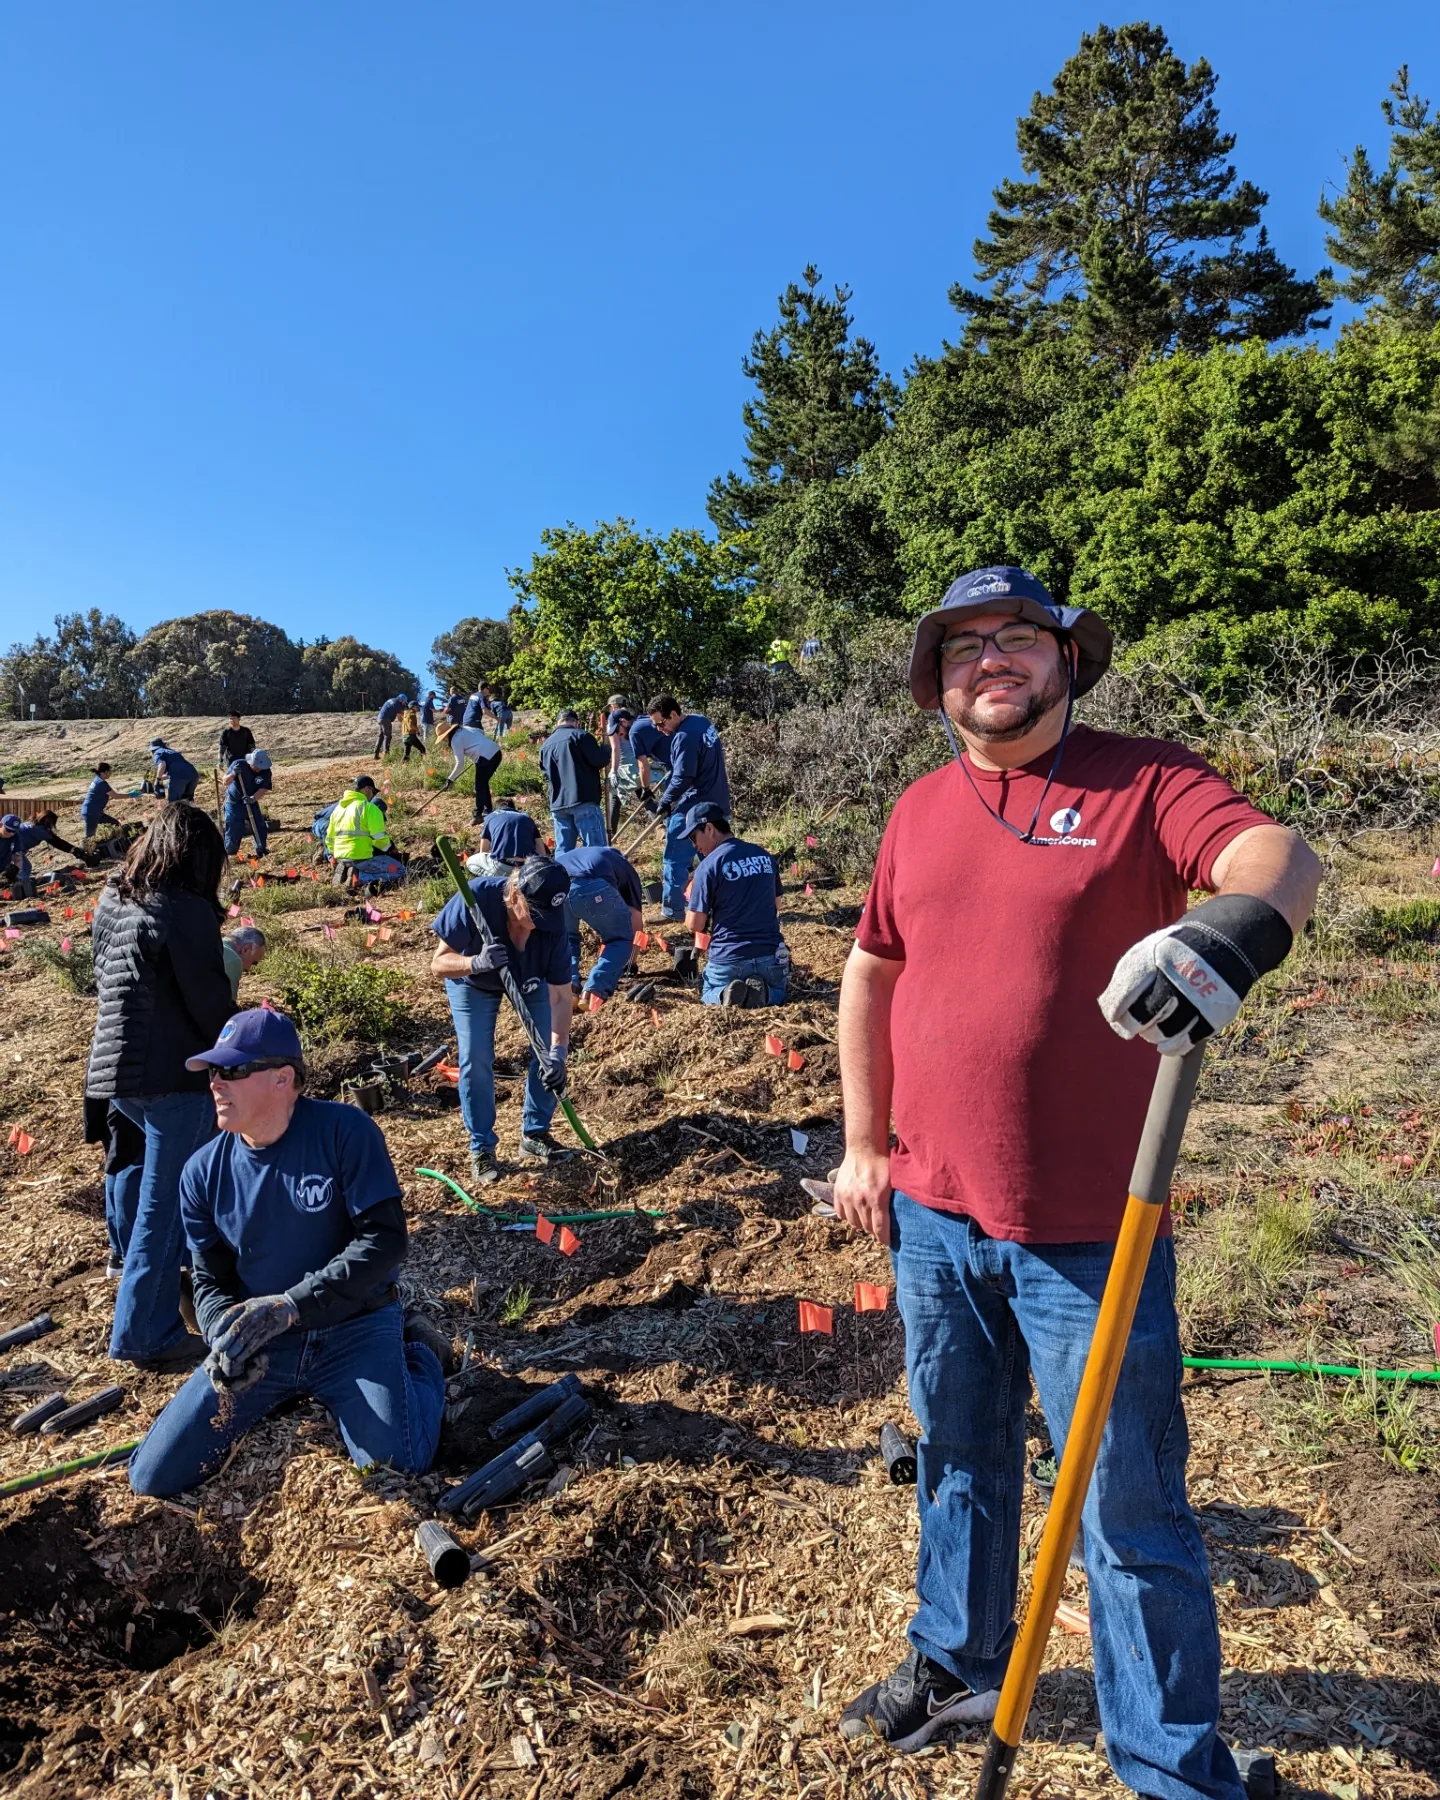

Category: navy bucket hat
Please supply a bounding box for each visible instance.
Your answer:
[908,566,1113,709]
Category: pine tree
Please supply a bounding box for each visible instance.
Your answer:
[708,267,902,636]
[1320,67,1440,330]
[954,22,1327,366]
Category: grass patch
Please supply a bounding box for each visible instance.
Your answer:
[499,1283,533,1325]
[240,880,351,918]
[1176,1180,1322,1341]
[491,760,545,798]
[1345,898,1440,953]
[20,935,96,995]
[1275,1366,1437,1474]
[267,944,410,1045]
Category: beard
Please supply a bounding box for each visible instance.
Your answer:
[942,651,1071,743]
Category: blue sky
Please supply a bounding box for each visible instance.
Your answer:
[2,2,1437,688]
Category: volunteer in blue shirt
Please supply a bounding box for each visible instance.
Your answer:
[647,696,731,923]
[127,1009,449,1499]
[540,710,610,851]
[683,802,790,1006]
[374,694,406,760]
[0,810,83,892]
[443,692,467,729]
[420,691,437,743]
[467,801,541,877]
[462,690,487,729]
[222,753,269,856]
[429,856,575,1187]
[149,739,200,803]
[82,765,122,840]
[558,844,644,1003]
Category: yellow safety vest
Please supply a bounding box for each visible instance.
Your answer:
[327,792,391,862]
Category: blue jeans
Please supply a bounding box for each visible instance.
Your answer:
[223,799,267,855]
[83,810,120,838]
[342,853,405,884]
[660,813,695,917]
[891,1192,1240,1800]
[552,803,607,851]
[128,1302,444,1497]
[109,1091,218,1361]
[446,978,556,1153]
[701,951,789,1005]
[565,877,633,997]
[105,1162,143,1265]
[169,777,198,803]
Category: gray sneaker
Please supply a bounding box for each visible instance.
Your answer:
[516,1133,570,1165]
[469,1150,500,1187]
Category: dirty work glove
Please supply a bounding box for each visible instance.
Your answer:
[1099,894,1293,1055]
[468,941,510,976]
[538,1044,569,1095]
[205,1294,300,1394]
[640,790,659,815]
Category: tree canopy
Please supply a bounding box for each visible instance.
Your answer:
[429,616,516,697]
[954,22,1327,365]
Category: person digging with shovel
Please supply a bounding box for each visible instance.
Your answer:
[428,854,575,1186]
[832,566,1320,1800]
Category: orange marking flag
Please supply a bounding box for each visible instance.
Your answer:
[15,1131,34,1155]
[798,1300,833,1335]
[365,932,377,948]
[854,1282,889,1313]
[558,1226,580,1256]
[587,992,603,1012]
[650,1007,662,1029]
[787,1050,806,1072]
[378,926,393,942]
[764,1034,784,1056]
[535,1215,556,1245]
[633,930,648,948]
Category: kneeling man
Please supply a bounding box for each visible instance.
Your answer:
[129,1009,447,1498]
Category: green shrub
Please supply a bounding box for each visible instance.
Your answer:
[272,949,410,1045]
[491,759,545,797]
[1347,899,1440,953]
[21,935,96,996]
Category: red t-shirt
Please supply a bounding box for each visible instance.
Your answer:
[856,725,1271,1242]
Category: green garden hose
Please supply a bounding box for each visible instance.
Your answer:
[415,1166,662,1226]
[0,1441,140,1499]
[1183,1356,1440,1382]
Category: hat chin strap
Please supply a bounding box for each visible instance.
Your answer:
[935,651,1077,846]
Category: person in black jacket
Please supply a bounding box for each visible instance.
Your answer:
[127,1008,449,1498]
[217,714,255,768]
[539,709,610,851]
[85,805,236,1369]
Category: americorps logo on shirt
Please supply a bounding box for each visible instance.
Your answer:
[292,1175,334,1214]
[1030,804,1097,848]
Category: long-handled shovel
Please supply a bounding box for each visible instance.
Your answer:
[616,806,667,860]
[433,834,603,1155]
[974,1043,1206,1800]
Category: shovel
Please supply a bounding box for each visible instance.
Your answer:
[974,1044,1205,1800]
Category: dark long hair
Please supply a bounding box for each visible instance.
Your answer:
[116,804,226,914]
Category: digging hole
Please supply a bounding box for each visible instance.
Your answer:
[0,1485,261,1775]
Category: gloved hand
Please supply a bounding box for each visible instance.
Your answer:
[1099,894,1293,1055]
[205,1293,300,1394]
[538,1043,569,1094]
[469,942,510,976]
[641,790,659,816]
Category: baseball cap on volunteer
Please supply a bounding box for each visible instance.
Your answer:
[907,566,1113,709]
[1,814,21,832]
[186,1007,304,1071]
[681,800,729,840]
[247,749,272,770]
[515,854,570,929]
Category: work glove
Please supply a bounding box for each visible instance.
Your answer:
[469,942,510,976]
[538,1044,569,1095]
[205,1293,300,1395]
[1099,894,1293,1056]
[640,790,659,816]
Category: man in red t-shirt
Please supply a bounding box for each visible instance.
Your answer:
[835,567,1319,1799]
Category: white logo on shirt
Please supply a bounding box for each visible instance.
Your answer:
[293,1176,334,1214]
[1049,807,1082,835]
[722,854,774,881]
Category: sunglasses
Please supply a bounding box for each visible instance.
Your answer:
[939,623,1045,664]
[208,1058,298,1082]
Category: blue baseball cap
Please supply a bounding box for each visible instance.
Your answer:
[681,800,730,839]
[186,1007,304,1071]
[515,854,571,929]
[1,814,21,831]
[908,565,1113,708]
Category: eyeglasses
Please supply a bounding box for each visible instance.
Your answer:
[939,623,1044,664]
[208,1058,297,1082]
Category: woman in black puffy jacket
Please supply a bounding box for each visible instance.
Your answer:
[85,805,236,1368]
